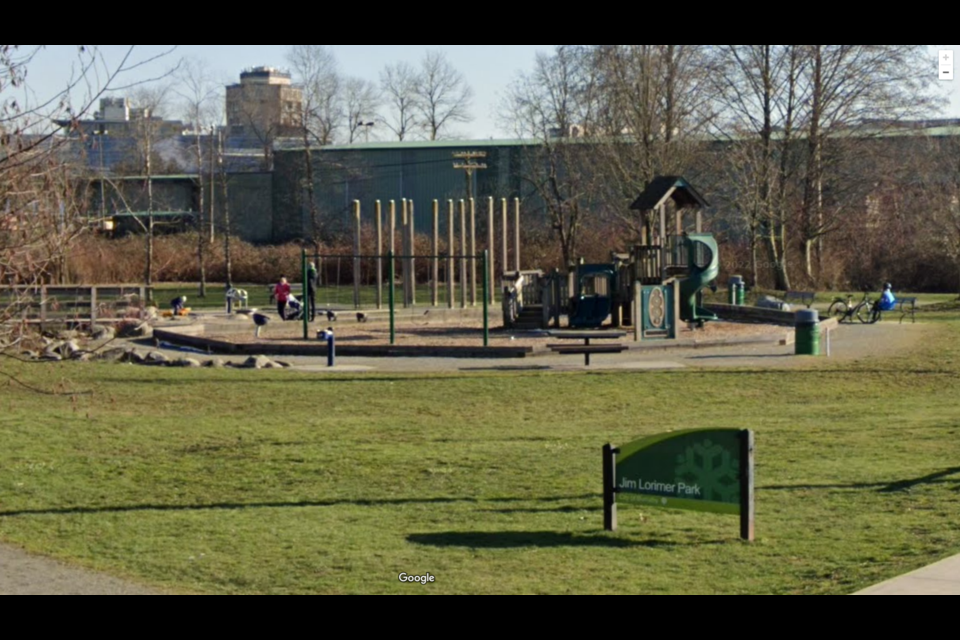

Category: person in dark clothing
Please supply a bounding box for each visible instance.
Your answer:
[307,262,318,322]
[171,296,187,316]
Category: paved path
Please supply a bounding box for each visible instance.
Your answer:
[0,544,160,595]
[856,555,960,595]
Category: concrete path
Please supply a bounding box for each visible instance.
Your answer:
[0,544,161,595]
[856,555,960,595]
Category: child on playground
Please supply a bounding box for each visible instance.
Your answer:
[171,296,187,316]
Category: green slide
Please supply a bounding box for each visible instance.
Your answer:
[679,234,719,324]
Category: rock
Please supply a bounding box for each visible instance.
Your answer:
[172,357,202,368]
[756,296,791,312]
[60,340,82,357]
[241,355,274,370]
[143,307,159,321]
[275,361,292,368]
[20,350,39,360]
[57,330,79,341]
[40,352,63,362]
[121,350,145,365]
[90,324,116,341]
[204,358,226,369]
[265,361,285,370]
[74,353,94,363]
[98,348,128,363]
[145,351,169,365]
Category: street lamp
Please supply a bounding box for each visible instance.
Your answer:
[92,125,108,227]
[357,121,374,143]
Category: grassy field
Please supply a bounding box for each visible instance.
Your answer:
[1,317,960,594]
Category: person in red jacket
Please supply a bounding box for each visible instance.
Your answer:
[274,276,291,320]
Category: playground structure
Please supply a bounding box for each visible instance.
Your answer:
[312,197,523,313]
[298,177,720,345]
[539,177,720,341]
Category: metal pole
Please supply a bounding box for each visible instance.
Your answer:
[487,196,495,305]
[302,248,309,340]
[353,200,361,310]
[470,197,477,307]
[447,200,455,310]
[376,200,383,310]
[603,444,618,532]
[432,200,439,307]
[514,197,521,272]
[740,430,755,543]
[409,200,416,307]
[460,200,467,310]
[402,199,409,308]
[389,200,396,308]
[388,250,396,346]
[482,250,489,347]
[501,198,508,281]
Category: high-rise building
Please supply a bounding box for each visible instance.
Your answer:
[226,67,304,146]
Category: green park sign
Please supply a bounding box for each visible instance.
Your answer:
[603,429,754,541]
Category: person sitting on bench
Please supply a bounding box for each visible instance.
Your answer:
[879,283,897,313]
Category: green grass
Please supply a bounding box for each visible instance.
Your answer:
[2,321,960,594]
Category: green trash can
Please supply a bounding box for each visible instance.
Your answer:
[737,282,746,307]
[729,276,744,306]
[795,309,821,356]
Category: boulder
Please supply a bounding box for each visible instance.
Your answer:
[90,324,116,341]
[20,350,39,361]
[145,351,170,366]
[40,352,63,362]
[98,348,128,363]
[756,296,792,312]
[61,340,82,357]
[241,355,274,370]
[74,353,94,363]
[203,358,226,369]
[265,361,285,370]
[172,357,202,368]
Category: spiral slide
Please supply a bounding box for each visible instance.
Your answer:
[679,234,720,324]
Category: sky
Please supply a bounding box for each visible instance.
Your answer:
[14,45,556,139]
[12,45,960,139]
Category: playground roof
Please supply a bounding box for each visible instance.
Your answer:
[629,176,711,211]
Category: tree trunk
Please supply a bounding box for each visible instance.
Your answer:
[195,134,206,298]
[304,135,320,251]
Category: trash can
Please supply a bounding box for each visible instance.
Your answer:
[729,276,745,306]
[795,309,821,356]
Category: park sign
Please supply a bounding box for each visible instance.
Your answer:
[602,429,754,541]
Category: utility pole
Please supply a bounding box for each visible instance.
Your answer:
[453,151,488,202]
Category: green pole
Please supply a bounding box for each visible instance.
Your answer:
[301,247,309,340]
[388,250,396,346]
[482,250,489,347]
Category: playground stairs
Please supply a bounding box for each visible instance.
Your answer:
[513,304,545,331]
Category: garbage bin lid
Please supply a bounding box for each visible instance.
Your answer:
[795,309,819,325]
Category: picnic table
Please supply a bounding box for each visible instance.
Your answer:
[546,330,629,366]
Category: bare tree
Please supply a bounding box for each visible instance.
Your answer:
[590,45,714,239]
[288,45,342,249]
[502,46,601,266]
[380,62,420,141]
[414,50,474,140]
[344,77,381,143]
[2,45,177,349]
[176,58,222,298]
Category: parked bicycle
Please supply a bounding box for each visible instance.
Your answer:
[828,292,880,324]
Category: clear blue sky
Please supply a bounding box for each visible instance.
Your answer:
[18,45,557,139]
[15,45,960,139]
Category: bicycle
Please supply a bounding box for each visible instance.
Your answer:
[828,292,879,324]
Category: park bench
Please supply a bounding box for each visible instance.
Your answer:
[546,331,628,366]
[898,297,918,324]
[784,291,816,308]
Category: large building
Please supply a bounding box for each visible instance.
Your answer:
[226,67,304,152]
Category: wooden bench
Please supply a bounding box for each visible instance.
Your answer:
[784,291,816,308]
[898,297,918,324]
[546,331,628,366]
